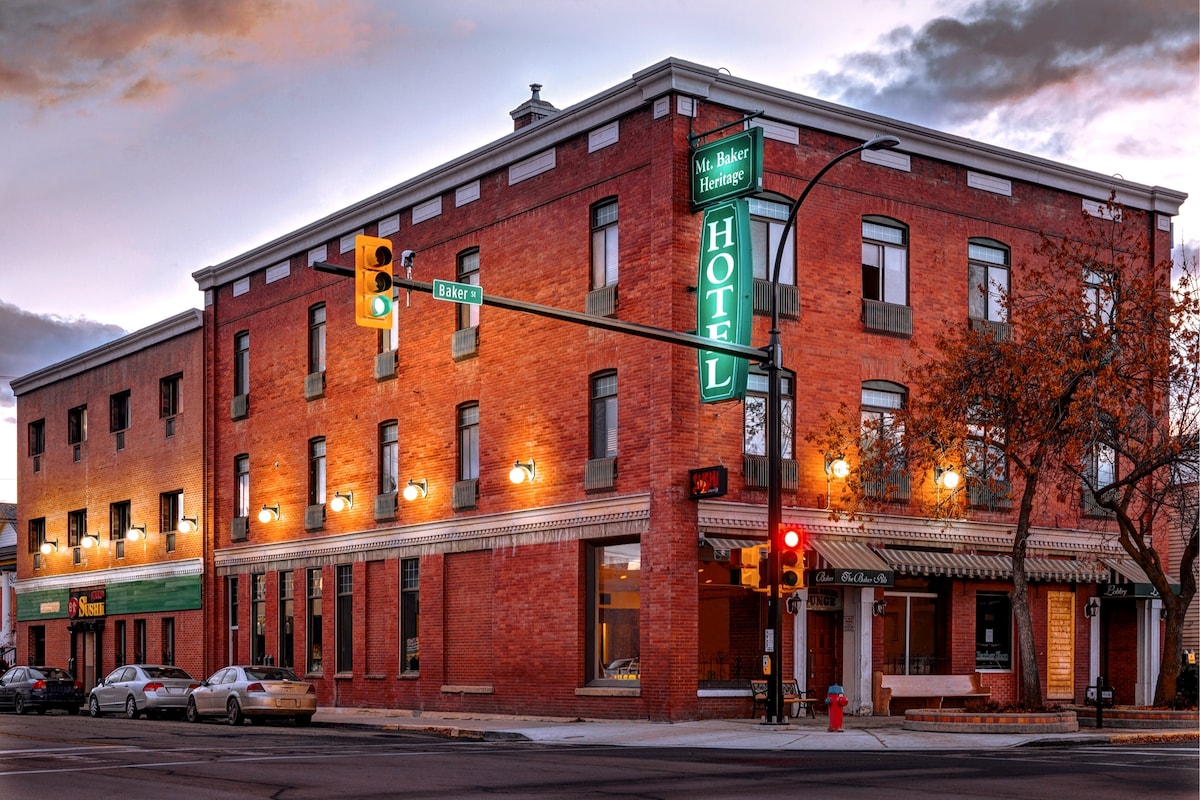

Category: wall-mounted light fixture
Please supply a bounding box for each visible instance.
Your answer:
[329,491,354,513]
[258,504,280,523]
[79,533,99,549]
[1084,597,1101,618]
[127,524,146,542]
[824,454,851,480]
[40,539,59,555]
[509,459,536,485]
[178,516,199,534]
[872,598,889,617]
[402,479,427,501]
[936,466,961,490]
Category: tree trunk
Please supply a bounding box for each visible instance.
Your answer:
[1011,458,1045,707]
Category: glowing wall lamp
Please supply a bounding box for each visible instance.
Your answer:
[825,454,850,480]
[178,516,199,534]
[936,466,961,490]
[40,539,59,555]
[329,491,354,513]
[80,533,99,549]
[258,504,280,523]
[126,524,146,542]
[402,479,427,501]
[509,459,536,485]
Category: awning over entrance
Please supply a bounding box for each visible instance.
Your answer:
[809,539,894,587]
[878,549,1108,583]
[1100,558,1179,598]
[698,536,766,553]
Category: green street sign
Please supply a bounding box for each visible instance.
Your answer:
[432,278,483,306]
[697,199,752,403]
[691,127,763,210]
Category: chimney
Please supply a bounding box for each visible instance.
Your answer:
[510,83,559,131]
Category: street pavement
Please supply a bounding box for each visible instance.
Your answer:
[314,706,1199,750]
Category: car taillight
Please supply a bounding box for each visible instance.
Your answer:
[74,681,83,690]
[143,682,164,692]
[246,682,266,693]
[32,680,45,690]
[305,684,316,694]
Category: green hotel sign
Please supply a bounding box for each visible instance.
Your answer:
[697,199,752,403]
[691,127,763,209]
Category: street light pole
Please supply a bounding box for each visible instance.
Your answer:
[763,134,900,725]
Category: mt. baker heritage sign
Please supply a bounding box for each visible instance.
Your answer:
[691,127,763,209]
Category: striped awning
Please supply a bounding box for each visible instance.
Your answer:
[809,539,894,586]
[1101,558,1178,597]
[879,549,1108,583]
[699,536,766,552]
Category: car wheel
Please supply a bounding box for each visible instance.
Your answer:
[88,696,102,718]
[185,697,201,723]
[294,715,312,727]
[226,698,244,726]
[124,696,139,720]
[14,695,26,715]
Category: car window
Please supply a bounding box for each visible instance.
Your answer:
[222,670,240,684]
[207,669,227,684]
[104,668,124,683]
[1,668,18,682]
[246,668,300,682]
[147,667,193,680]
[41,668,72,680]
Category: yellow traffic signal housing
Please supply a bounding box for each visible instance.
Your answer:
[780,527,805,589]
[355,235,395,329]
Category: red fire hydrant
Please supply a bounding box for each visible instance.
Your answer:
[825,683,849,732]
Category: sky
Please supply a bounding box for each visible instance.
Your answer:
[0,0,1196,504]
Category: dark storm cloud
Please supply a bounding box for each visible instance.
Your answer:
[0,300,126,416]
[812,0,1198,130]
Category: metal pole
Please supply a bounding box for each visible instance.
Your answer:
[764,135,900,725]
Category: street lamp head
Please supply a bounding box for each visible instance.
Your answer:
[862,135,900,151]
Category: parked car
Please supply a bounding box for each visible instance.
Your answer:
[0,666,84,715]
[88,664,200,719]
[186,665,316,726]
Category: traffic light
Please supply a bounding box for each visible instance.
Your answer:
[779,526,805,589]
[355,235,394,329]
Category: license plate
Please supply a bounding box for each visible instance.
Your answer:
[276,698,297,708]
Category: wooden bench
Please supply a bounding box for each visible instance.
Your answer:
[749,680,819,719]
[872,671,991,716]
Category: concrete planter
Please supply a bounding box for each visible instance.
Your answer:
[1069,706,1199,729]
[902,708,1079,734]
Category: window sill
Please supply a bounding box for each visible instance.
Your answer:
[576,686,640,698]
[440,684,493,695]
[334,671,353,681]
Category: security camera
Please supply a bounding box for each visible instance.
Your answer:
[401,250,415,267]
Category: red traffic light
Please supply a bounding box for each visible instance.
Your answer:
[780,526,805,588]
[782,528,801,549]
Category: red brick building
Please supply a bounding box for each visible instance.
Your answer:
[15,59,1185,720]
[12,310,206,691]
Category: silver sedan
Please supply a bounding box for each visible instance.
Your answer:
[88,664,200,719]
[186,665,316,726]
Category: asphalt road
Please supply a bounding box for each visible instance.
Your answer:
[0,710,1195,799]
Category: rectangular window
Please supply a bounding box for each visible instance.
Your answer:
[251,573,266,665]
[160,490,183,552]
[1083,267,1115,329]
[309,438,327,506]
[67,508,86,548]
[743,371,794,458]
[861,383,906,465]
[590,372,618,460]
[30,626,46,666]
[114,620,126,666]
[160,373,182,418]
[748,198,795,284]
[967,241,1009,323]
[456,250,480,330]
[591,200,619,289]
[336,565,353,673]
[975,592,1012,671]
[161,618,175,665]
[134,619,147,663]
[308,304,326,374]
[228,576,239,664]
[379,421,398,495]
[233,331,250,397]
[68,405,87,445]
[28,419,45,457]
[589,541,641,685]
[234,454,250,519]
[881,592,939,675]
[279,571,295,670]
[862,218,908,305]
[458,403,479,481]
[400,558,419,673]
[110,390,131,433]
[27,518,45,556]
[110,500,131,558]
[307,568,323,673]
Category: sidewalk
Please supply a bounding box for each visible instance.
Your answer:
[314,706,1199,750]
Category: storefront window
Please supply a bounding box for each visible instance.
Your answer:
[698,547,763,687]
[975,592,1012,671]
[882,592,940,674]
[590,541,640,685]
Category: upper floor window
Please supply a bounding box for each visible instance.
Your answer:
[744,370,794,459]
[862,217,908,306]
[68,405,87,445]
[861,381,907,465]
[968,239,1010,323]
[308,304,326,374]
[160,490,183,552]
[458,403,479,481]
[110,390,131,433]
[590,371,618,460]
[309,437,327,506]
[234,454,250,519]
[27,517,46,555]
[28,419,45,457]
[67,508,87,548]
[591,199,619,289]
[1083,267,1116,330]
[160,373,181,417]
[457,249,480,330]
[233,331,250,397]
[748,197,795,285]
[110,500,131,556]
[379,421,398,495]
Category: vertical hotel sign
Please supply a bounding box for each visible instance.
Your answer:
[697,199,752,403]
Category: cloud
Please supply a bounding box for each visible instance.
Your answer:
[0,300,127,410]
[811,0,1198,131]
